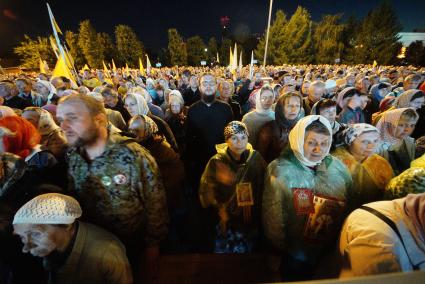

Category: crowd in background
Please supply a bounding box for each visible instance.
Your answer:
[0,63,425,283]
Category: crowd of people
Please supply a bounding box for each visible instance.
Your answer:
[0,63,424,283]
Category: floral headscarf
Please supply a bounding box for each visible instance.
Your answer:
[394,89,423,108]
[342,123,379,146]
[375,108,419,146]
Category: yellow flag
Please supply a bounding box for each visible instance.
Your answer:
[125,63,130,77]
[53,56,76,84]
[40,58,47,74]
[373,60,378,68]
[139,57,146,76]
[112,59,117,72]
[82,64,90,71]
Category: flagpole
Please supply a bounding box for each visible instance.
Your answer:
[263,0,273,68]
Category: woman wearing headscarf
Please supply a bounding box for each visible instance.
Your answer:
[33,80,58,106]
[199,121,266,253]
[128,115,184,212]
[22,107,67,159]
[131,87,165,119]
[339,193,425,276]
[311,99,347,150]
[263,115,352,281]
[257,92,304,163]
[241,84,275,149]
[124,92,179,152]
[376,108,419,175]
[337,87,365,124]
[369,82,392,114]
[164,91,187,156]
[217,79,242,121]
[332,124,393,207]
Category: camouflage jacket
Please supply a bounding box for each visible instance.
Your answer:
[67,133,168,247]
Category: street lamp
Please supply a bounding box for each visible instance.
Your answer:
[204,48,208,52]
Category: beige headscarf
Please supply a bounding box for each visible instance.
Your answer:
[289,115,333,167]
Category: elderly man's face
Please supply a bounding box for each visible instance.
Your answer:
[16,81,31,94]
[14,223,68,257]
[56,100,101,147]
[0,84,9,98]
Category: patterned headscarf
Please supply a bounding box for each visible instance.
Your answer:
[394,89,423,108]
[224,121,249,141]
[376,108,419,146]
[131,114,158,140]
[36,80,57,103]
[289,115,332,167]
[386,168,425,199]
[342,123,379,146]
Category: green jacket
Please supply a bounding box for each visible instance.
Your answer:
[67,133,168,247]
[263,148,352,264]
[44,221,133,284]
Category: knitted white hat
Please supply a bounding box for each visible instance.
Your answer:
[13,193,82,225]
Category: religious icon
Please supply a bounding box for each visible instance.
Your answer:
[236,182,254,206]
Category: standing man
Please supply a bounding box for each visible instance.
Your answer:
[56,94,168,281]
[185,74,234,188]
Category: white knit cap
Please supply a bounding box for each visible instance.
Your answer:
[13,193,82,225]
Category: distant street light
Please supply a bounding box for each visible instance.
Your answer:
[204,48,208,52]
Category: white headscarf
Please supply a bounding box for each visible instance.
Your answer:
[255,84,275,115]
[36,79,57,103]
[38,108,60,136]
[289,115,333,167]
[125,92,149,116]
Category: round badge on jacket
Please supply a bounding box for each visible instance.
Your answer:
[113,174,127,185]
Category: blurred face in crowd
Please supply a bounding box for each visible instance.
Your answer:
[301,82,310,95]
[360,95,370,110]
[347,94,363,109]
[189,76,198,89]
[283,96,301,120]
[97,71,105,81]
[128,117,148,142]
[57,99,102,147]
[303,130,331,162]
[124,96,139,117]
[103,94,118,108]
[182,74,190,85]
[260,90,274,110]
[170,102,182,115]
[22,110,40,128]
[199,75,217,97]
[14,223,72,258]
[254,72,262,84]
[349,131,380,162]
[404,79,420,90]
[320,106,337,124]
[227,133,248,157]
[219,81,233,100]
[34,82,50,98]
[409,96,425,110]
[308,84,325,103]
[378,87,391,98]
[16,80,31,94]
[50,77,65,89]
[0,83,11,99]
[394,115,417,139]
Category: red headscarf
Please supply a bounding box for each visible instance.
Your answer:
[0,116,41,158]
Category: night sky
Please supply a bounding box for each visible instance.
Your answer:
[1,0,424,58]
